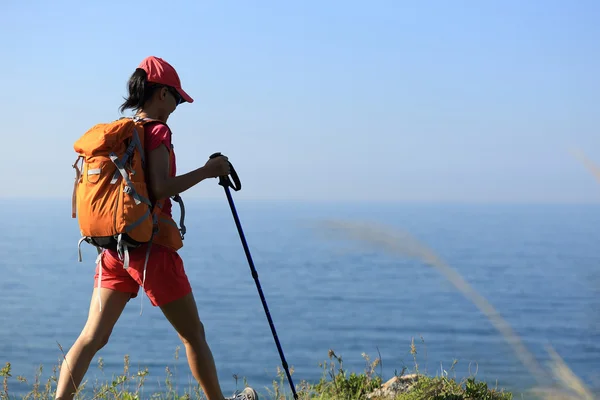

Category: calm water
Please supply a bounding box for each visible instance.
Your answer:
[1,199,599,398]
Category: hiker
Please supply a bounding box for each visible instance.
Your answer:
[56,56,259,400]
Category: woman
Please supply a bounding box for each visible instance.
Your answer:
[56,56,259,400]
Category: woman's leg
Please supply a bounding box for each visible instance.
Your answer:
[55,287,131,400]
[134,249,257,400]
[160,292,226,400]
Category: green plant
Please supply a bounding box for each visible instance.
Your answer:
[0,345,517,400]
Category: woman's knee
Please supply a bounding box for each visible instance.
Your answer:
[78,330,111,352]
[178,320,206,347]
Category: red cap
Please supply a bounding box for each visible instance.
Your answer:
[138,56,194,103]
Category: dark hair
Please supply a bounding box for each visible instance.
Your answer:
[119,68,162,113]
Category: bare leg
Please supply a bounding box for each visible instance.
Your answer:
[55,288,130,400]
[160,292,226,400]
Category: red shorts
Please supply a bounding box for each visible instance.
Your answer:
[94,244,192,307]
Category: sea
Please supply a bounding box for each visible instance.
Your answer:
[1,198,599,398]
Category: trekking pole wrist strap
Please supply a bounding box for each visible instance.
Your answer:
[209,152,241,191]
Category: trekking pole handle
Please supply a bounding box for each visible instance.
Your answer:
[209,152,241,191]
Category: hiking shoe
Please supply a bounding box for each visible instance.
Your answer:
[225,387,258,400]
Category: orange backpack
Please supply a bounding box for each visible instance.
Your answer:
[71,116,186,268]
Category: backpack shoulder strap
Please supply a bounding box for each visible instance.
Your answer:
[135,118,184,239]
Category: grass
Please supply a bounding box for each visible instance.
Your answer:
[0,340,515,400]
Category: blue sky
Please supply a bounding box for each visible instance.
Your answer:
[1,0,599,203]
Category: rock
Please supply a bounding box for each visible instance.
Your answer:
[367,374,419,399]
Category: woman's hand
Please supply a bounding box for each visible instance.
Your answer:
[203,155,230,178]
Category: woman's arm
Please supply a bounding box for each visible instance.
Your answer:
[146,144,229,200]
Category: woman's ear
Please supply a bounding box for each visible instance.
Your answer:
[160,86,169,101]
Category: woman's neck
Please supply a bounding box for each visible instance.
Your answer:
[135,109,167,123]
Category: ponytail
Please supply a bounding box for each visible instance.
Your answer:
[119,68,160,113]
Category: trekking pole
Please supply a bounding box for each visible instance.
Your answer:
[210,152,298,400]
